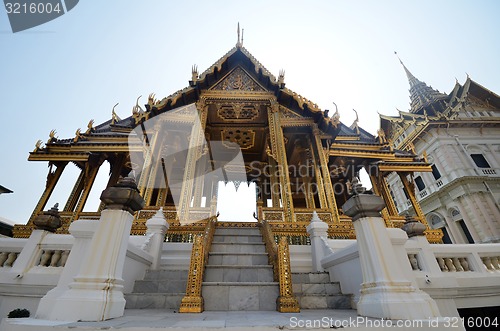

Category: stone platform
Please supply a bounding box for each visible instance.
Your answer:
[1,309,462,331]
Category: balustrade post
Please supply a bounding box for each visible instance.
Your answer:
[145,208,169,270]
[10,204,63,278]
[36,219,99,319]
[306,211,328,272]
[37,176,145,322]
[342,181,441,320]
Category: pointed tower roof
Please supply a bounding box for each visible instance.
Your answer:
[397,54,447,114]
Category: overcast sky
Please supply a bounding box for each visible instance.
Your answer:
[1,1,499,225]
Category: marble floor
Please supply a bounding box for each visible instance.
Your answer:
[2,309,457,331]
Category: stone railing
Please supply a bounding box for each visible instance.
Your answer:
[260,220,300,313]
[406,241,500,274]
[0,216,159,318]
[320,231,500,314]
[0,239,25,268]
[179,215,218,313]
[36,249,70,267]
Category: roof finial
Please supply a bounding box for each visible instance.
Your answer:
[394,51,403,65]
[236,22,242,47]
[278,69,285,88]
[352,109,360,135]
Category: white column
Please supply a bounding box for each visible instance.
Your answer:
[36,220,99,319]
[39,177,145,321]
[145,208,169,270]
[342,192,441,320]
[306,211,328,272]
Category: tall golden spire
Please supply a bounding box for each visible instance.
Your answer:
[395,52,447,113]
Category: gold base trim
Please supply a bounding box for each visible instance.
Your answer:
[179,296,204,313]
[277,296,300,313]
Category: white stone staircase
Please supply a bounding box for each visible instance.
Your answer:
[125,226,352,311]
[292,272,351,309]
[125,269,188,309]
[202,226,279,311]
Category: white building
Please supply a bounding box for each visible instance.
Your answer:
[380,60,500,244]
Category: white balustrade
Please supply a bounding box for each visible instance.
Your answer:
[36,249,70,267]
[0,251,19,267]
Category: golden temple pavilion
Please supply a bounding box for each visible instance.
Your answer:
[14,36,442,245]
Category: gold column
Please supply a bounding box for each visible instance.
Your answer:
[370,174,398,219]
[178,101,208,222]
[73,161,101,219]
[268,101,294,222]
[303,177,316,209]
[142,131,162,206]
[192,156,207,208]
[27,162,67,225]
[209,176,219,216]
[268,157,281,208]
[312,126,339,219]
[137,123,161,198]
[157,134,180,207]
[64,170,85,212]
[308,137,327,209]
[98,154,126,212]
[399,173,427,225]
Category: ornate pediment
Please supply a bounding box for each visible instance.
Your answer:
[280,106,302,119]
[216,103,260,121]
[212,67,265,92]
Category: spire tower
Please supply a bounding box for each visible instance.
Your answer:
[395,52,447,113]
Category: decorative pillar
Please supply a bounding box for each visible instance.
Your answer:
[145,208,169,270]
[399,173,427,225]
[379,175,399,216]
[27,162,67,225]
[308,137,328,209]
[306,211,328,272]
[303,177,316,209]
[209,175,219,216]
[43,177,145,321]
[370,174,399,226]
[142,131,162,206]
[268,101,294,221]
[342,182,441,320]
[98,154,126,211]
[192,156,207,208]
[73,159,102,218]
[64,170,85,212]
[268,157,281,208]
[312,126,339,219]
[36,219,99,319]
[178,102,208,223]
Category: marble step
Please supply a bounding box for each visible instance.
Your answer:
[210,242,266,253]
[125,293,184,310]
[296,294,352,309]
[143,269,188,281]
[202,282,279,311]
[291,272,352,309]
[208,252,269,265]
[212,234,263,243]
[214,228,261,236]
[292,272,330,284]
[132,279,187,293]
[204,265,274,282]
[293,282,341,296]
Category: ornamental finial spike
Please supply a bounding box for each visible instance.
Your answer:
[236,22,242,47]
